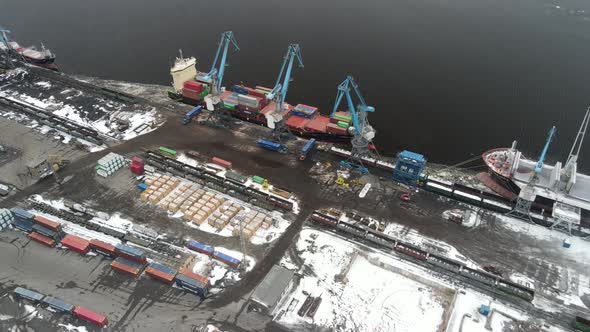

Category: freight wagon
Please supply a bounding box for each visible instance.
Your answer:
[365,228,398,249]
[574,316,590,332]
[310,211,339,227]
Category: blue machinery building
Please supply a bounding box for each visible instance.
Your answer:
[393,150,427,186]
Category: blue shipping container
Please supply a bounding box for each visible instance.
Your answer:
[213,251,241,268]
[14,287,44,302]
[12,219,33,232]
[137,183,148,191]
[32,224,59,240]
[10,208,34,220]
[149,262,177,276]
[232,86,248,95]
[42,296,75,313]
[115,244,147,259]
[175,274,208,297]
[301,139,316,155]
[186,240,214,255]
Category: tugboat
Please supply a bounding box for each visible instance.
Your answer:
[0,27,57,70]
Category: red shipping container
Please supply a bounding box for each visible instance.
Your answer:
[255,85,273,93]
[115,251,147,265]
[145,267,175,284]
[179,269,210,286]
[211,157,232,169]
[182,88,203,101]
[130,163,144,175]
[61,234,90,255]
[110,260,142,278]
[131,156,144,166]
[33,215,61,232]
[183,80,204,93]
[244,87,266,99]
[29,232,56,247]
[73,306,108,328]
[326,123,349,135]
[304,115,330,133]
[237,104,261,112]
[89,239,116,256]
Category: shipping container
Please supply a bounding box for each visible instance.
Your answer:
[186,240,214,256]
[251,176,266,185]
[89,239,116,257]
[131,156,144,166]
[175,273,208,297]
[33,216,61,232]
[137,183,148,191]
[111,257,144,278]
[29,232,56,247]
[115,243,147,263]
[61,234,90,255]
[73,306,108,327]
[14,287,45,302]
[183,80,204,93]
[211,157,232,169]
[10,207,34,221]
[212,250,241,268]
[232,85,248,95]
[159,147,177,157]
[225,171,247,184]
[326,123,349,135]
[12,218,34,232]
[32,224,60,240]
[179,269,210,286]
[42,296,75,313]
[145,263,177,284]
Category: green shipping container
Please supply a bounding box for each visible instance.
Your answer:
[224,102,236,110]
[334,114,352,121]
[159,147,177,156]
[337,121,349,128]
[252,176,265,184]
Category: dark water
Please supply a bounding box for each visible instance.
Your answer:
[2,0,590,171]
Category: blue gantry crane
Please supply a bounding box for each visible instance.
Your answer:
[331,75,377,171]
[534,126,556,175]
[264,43,304,141]
[199,31,239,126]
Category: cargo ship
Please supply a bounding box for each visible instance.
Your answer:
[168,51,353,142]
[479,110,590,225]
[0,29,57,70]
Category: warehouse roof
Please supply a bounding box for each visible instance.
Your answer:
[250,265,295,311]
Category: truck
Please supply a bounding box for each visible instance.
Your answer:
[299,138,316,160]
[182,106,203,125]
[256,139,288,154]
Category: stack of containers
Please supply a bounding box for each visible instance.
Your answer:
[130,156,144,175]
[10,208,35,232]
[254,86,272,95]
[0,208,13,231]
[182,80,210,101]
[212,250,241,269]
[111,257,145,278]
[90,239,116,257]
[145,262,178,284]
[29,215,63,247]
[237,94,263,112]
[291,104,318,119]
[60,234,90,255]
[115,243,147,264]
[175,269,210,297]
[96,153,126,178]
[186,240,214,256]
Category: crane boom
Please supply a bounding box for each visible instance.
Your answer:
[331,75,374,136]
[266,44,304,115]
[535,126,556,174]
[199,31,239,96]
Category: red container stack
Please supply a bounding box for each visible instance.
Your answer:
[179,269,210,287]
[211,157,232,169]
[29,232,56,247]
[326,123,348,135]
[61,234,90,255]
[33,215,61,232]
[73,306,108,328]
[130,156,144,175]
[89,239,116,256]
[145,267,176,284]
[184,80,204,93]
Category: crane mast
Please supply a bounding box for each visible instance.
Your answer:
[265,44,304,140]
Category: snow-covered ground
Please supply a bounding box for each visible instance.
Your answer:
[277,229,449,332]
[276,228,569,332]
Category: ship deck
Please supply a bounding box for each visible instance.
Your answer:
[513,157,590,211]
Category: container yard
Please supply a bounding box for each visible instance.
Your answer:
[1,39,589,332]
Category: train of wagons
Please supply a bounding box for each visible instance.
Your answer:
[310,210,536,302]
